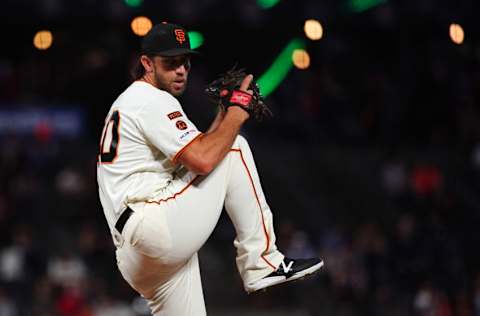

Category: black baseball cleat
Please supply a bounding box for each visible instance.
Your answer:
[246,257,324,293]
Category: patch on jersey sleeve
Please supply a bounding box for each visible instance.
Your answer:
[176,120,188,130]
[180,129,197,140]
[167,111,183,120]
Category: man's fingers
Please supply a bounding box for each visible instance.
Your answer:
[240,74,253,91]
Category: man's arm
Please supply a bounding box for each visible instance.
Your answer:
[206,107,225,134]
[176,75,253,175]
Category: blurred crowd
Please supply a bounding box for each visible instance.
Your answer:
[1,0,480,315]
[1,136,480,316]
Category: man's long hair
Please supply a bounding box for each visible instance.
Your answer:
[130,53,156,81]
[130,55,145,81]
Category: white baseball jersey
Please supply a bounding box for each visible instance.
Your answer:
[97,81,202,231]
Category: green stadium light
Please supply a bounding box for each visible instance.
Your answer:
[257,0,281,9]
[348,0,386,12]
[188,31,204,50]
[124,0,143,8]
[257,38,306,97]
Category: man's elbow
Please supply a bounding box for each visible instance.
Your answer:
[185,157,215,175]
[176,146,217,175]
[195,159,215,175]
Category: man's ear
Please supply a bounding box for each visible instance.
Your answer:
[140,55,154,73]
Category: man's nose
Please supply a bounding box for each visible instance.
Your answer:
[176,64,187,75]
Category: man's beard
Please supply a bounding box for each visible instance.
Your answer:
[154,73,186,97]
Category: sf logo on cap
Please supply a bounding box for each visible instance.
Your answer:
[174,29,186,44]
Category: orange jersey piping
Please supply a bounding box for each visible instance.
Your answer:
[230,148,276,270]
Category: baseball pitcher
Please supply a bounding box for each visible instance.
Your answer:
[97,22,324,315]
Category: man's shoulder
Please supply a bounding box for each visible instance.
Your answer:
[123,81,179,107]
[111,82,182,123]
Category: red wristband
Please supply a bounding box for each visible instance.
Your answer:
[230,90,252,107]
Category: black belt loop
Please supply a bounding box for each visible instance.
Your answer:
[115,207,134,234]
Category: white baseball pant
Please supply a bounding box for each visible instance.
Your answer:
[112,135,284,315]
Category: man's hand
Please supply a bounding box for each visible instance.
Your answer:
[225,74,254,121]
[205,66,272,121]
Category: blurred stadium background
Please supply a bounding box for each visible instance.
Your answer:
[1,0,480,315]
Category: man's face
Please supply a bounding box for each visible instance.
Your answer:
[151,55,191,97]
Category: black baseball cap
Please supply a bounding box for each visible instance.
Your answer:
[141,22,197,57]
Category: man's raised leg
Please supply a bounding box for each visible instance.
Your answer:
[222,136,323,292]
